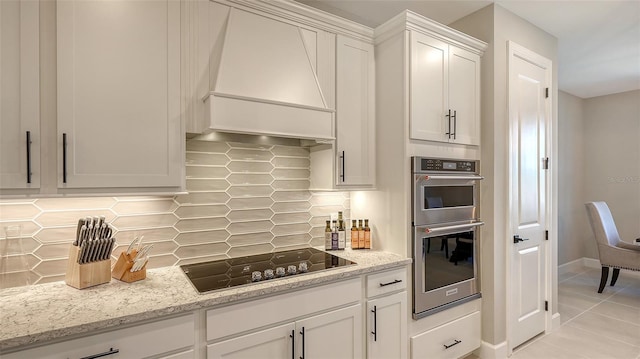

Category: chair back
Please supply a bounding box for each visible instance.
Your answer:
[585,201,622,248]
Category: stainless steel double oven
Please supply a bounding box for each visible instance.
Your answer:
[411,157,484,319]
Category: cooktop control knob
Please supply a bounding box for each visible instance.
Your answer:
[298,262,308,273]
[251,271,262,282]
[275,267,286,277]
[287,265,297,275]
[264,269,274,280]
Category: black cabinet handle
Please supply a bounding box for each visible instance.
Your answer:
[299,326,305,359]
[62,133,67,183]
[451,110,457,140]
[445,109,452,138]
[339,150,345,182]
[26,131,32,184]
[444,339,461,349]
[290,329,295,359]
[379,279,402,287]
[80,348,119,359]
[371,305,377,342]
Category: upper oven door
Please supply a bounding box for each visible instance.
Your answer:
[412,174,482,226]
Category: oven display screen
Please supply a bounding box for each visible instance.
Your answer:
[442,162,457,170]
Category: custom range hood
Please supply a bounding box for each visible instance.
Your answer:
[204,4,335,141]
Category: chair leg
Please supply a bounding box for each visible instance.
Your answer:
[427,238,431,253]
[610,268,620,287]
[441,237,449,259]
[598,266,609,293]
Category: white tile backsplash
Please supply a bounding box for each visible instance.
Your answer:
[0,140,349,288]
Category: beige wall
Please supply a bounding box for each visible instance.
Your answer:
[558,91,590,265]
[583,90,640,257]
[451,3,558,350]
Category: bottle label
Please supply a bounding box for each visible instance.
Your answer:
[351,230,359,249]
[364,231,371,249]
[358,230,365,248]
[325,233,332,250]
[338,230,346,249]
[331,232,339,250]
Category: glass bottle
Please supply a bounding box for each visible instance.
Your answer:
[324,220,332,250]
[364,219,371,249]
[338,219,346,249]
[351,220,359,249]
[331,220,339,250]
[358,219,365,249]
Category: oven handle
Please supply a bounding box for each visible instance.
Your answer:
[416,221,484,235]
[420,175,484,181]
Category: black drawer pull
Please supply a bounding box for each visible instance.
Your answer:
[444,339,461,349]
[80,348,119,359]
[379,279,402,287]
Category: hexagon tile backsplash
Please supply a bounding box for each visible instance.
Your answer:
[0,140,349,289]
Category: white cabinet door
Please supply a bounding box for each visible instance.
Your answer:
[410,31,449,143]
[367,292,407,359]
[410,31,480,146]
[297,304,363,359]
[57,0,182,189]
[335,35,375,188]
[0,0,40,190]
[207,323,295,359]
[448,46,480,146]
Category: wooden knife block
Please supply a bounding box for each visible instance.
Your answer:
[112,250,147,283]
[65,246,111,289]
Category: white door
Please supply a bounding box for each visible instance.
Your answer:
[0,0,40,189]
[296,304,363,359]
[367,292,407,359]
[207,323,295,359]
[508,41,552,350]
[57,0,182,188]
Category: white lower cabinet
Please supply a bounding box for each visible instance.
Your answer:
[410,311,480,359]
[208,305,362,359]
[2,314,195,359]
[206,278,363,359]
[365,268,408,359]
[367,292,407,359]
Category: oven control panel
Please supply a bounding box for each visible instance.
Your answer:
[413,157,477,173]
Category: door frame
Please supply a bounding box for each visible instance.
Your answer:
[506,40,554,354]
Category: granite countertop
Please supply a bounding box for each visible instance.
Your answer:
[0,248,410,352]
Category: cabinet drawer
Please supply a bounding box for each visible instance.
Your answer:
[411,311,480,359]
[366,267,407,298]
[3,314,195,359]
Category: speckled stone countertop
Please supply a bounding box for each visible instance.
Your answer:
[0,248,410,352]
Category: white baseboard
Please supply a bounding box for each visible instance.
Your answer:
[559,257,640,278]
[551,312,561,331]
[478,340,508,359]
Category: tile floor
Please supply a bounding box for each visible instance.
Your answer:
[511,266,640,359]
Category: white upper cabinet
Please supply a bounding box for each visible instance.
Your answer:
[0,0,40,190]
[410,30,481,146]
[57,0,182,189]
[335,35,375,188]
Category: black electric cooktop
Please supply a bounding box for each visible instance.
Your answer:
[180,247,356,294]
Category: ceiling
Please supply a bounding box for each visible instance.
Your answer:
[296,0,640,99]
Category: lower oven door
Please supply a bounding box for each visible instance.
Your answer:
[413,221,483,319]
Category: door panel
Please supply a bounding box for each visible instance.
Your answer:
[508,41,551,350]
[448,47,480,145]
[297,304,362,359]
[207,323,294,359]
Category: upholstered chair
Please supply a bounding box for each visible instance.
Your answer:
[585,201,640,293]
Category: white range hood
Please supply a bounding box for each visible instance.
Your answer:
[204,6,335,141]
